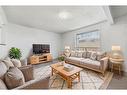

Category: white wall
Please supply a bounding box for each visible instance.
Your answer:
[0,23,62,60]
[62,15,127,72]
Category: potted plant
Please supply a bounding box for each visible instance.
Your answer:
[58,56,65,65]
[9,47,22,59]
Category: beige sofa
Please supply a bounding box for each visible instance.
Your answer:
[0,58,49,89]
[65,51,108,76]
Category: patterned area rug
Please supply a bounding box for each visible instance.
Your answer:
[34,65,113,89]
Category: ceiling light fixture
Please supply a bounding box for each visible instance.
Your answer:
[58,11,71,19]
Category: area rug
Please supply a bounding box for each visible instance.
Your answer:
[34,65,113,89]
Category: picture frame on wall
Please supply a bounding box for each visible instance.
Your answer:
[76,30,100,48]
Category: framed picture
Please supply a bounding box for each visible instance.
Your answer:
[76,30,100,48]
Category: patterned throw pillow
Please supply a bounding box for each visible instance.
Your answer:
[70,51,77,57]
[90,52,97,60]
[82,51,87,58]
[76,51,84,58]
[86,51,92,58]
[96,52,106,61]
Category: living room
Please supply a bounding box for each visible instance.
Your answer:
[0,5,127,90]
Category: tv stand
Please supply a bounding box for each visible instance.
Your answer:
[30,53,52,64]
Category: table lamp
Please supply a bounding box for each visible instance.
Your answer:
[111,46,122,59]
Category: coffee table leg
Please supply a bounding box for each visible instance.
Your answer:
[78,72,80,82]
[51,68,53,76]
[67,77,72,88]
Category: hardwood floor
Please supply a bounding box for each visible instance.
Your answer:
[107,73,127,89]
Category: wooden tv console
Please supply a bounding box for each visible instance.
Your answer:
[30,53,52,64]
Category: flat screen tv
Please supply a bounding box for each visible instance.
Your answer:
[33,44,50,54]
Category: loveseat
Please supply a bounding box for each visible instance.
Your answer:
[0,57,49,89]
[65,51,108,76]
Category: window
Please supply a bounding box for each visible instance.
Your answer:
[76,30,100,47]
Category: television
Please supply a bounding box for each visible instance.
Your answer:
[33,44,50,54]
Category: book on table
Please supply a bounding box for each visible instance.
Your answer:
[63,64,74,71]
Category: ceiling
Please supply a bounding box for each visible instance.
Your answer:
[110,6,127,18]
[3,6,108,33]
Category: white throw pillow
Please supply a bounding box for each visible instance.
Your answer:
[11,59,22,67]
[2,57,14,69]
[20,59,27,66]
[70,51,77,57]
[76,51,84,58]
[90,52,97,60]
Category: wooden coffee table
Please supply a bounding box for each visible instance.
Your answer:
[50,62,83,88]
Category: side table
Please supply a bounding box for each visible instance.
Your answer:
[109,58,124,75]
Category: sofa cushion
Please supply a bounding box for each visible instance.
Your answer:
[2,57,14,69]
[90,52,97,60]
[80,58,100,70]
[66,57,84,64]
[0,79,7,89]
[0,62,8,80]
[96,52,106,61]
[5,67,25,89]
[11,59,22,67]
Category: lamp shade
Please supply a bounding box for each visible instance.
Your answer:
[111,45,122,59]
[65,46,70,50]
[112,46,121,51]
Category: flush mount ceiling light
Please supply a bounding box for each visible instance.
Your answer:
[58,11,72,19]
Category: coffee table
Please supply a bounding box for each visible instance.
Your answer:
[50,62,83,88]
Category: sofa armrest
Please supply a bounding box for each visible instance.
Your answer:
[100,57,109,72]
[18,65,34,82]
[13,76,50,89]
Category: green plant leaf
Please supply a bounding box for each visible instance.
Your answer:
[9,47,22,59]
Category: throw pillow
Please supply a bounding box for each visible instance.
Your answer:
[82,51,87,58]
[96,52,106,61]
[20,59,27,66]
[0,79,7,89]
[70,51,77,57]
[11,59,22,67]
[86,51,92,58]
[19,65,34,82]
[5,67,25,89]
[76,51,84,58]
[90,52,97,60]
[0,62,8,80]
[4,57,11,61]
[2,57,14,69]
[64,52,71,57]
